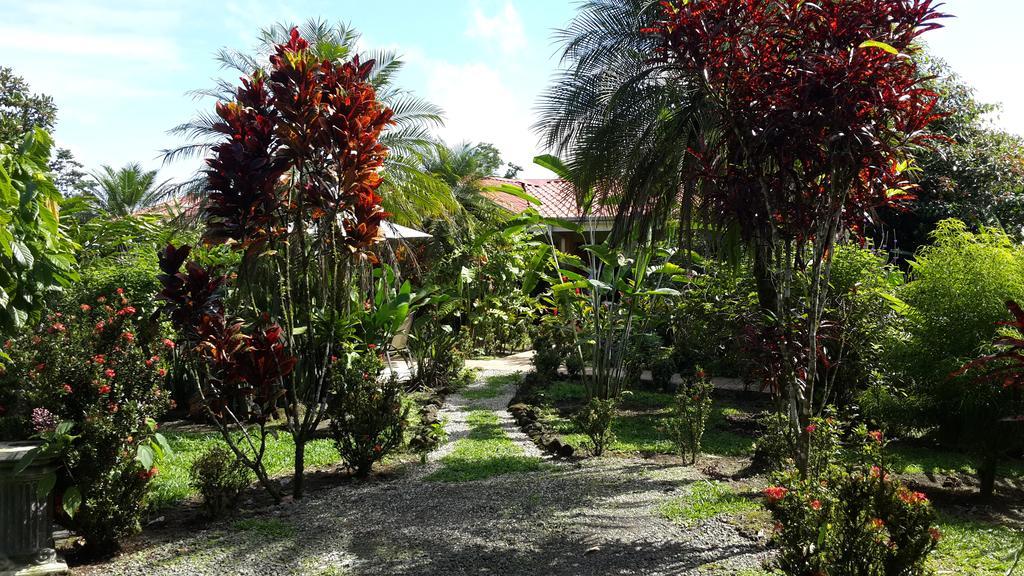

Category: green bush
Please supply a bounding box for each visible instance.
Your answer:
[531,314,572,380]
[752,412,797,473]
[672,261,757,376]
[765,428,940,576]
[189,444,253,518]
[662,371,714,464]
[327,350,409,477]
[0,291,171,554]
[823,244,903,406]
[887,219,1024,494]
[574,397,618,456]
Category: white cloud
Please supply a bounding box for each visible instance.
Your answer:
[417,58,550,178]
[465,2,527,55]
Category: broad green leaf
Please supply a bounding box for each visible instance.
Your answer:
[136,444,155,469]
[36,472,56,500]
[859,40,898,55]
[63,486,82,518]
[154,433,173,457]
[10,240,32,268]
[13,446,40,475]
[641,287,682,297]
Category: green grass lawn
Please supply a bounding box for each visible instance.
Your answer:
[537,380,755,456]
[888,443,1024,479]
[931,514,1024,575]
[660,481,761,525]
[426,410,546,482]
[148,431,341,511]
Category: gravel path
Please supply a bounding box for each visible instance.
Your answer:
[80,362,771,576]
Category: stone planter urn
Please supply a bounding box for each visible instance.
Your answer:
[0,442,67,576]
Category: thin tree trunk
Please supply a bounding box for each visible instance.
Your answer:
[293,437,305,499]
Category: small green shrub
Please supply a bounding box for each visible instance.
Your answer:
[189,444,253,518]
[765,428,940,576]
[574,397,618,456]
[650,352,676,391]
[752,412,796,473]
[565,351,585,379]
[662,371,714,464]
[327,351,409,477]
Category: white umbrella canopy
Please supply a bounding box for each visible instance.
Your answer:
[380,220,432,241]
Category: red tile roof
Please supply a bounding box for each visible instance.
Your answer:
[481,178,613,220]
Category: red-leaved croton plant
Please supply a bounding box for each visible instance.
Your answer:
[643,0,947,474]
[158,28,395,500]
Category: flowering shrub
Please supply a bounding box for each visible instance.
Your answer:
[765,428,940,576]
[327,350,409,477]
[662,369,713,464]
[0,291,171,554]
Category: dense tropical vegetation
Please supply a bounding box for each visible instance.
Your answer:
[1,2,1023,574]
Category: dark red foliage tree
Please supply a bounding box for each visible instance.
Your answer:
[646,0,947,472]
[162,28,395,498]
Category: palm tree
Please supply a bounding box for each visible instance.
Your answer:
[421,142,512,237]
[535,0,719,249]
[165,19,457,227]
[88,163,171,217]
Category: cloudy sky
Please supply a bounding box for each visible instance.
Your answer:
[3,0,1021,183]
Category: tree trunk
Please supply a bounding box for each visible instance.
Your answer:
[751,231,778,313]
[978,454,998,498]
[293,437,306,499]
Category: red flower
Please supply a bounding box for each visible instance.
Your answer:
[805,424,817,434]
[809,499,822,511]
[138,466,158,480]
[868,430,884,443]
[117,306,137,317]
[157,368,167,377]
[695,369,707,380]
[929,527,942,541]
[368,343,377,350]
[62,384,73,394]
[116,288,125,295]
[80,304,92,312]
[95,320,106,332]
[104,368,116,378]
[50,322,66,333]
[108,402,119,413]
[897,489,929,506]
[870,518,886,530]
[763,486,788,504]
[92,354,106,365]
[162,339,176,350]
[98,385,111,395]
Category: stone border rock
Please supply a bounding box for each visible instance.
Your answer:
[507,402,576,458]
[407,388,446,456]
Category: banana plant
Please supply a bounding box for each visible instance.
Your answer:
[0,128,78,353]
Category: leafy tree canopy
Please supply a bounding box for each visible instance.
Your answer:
[0,66,90,196]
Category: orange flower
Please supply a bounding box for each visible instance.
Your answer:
[763,486,788,503]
